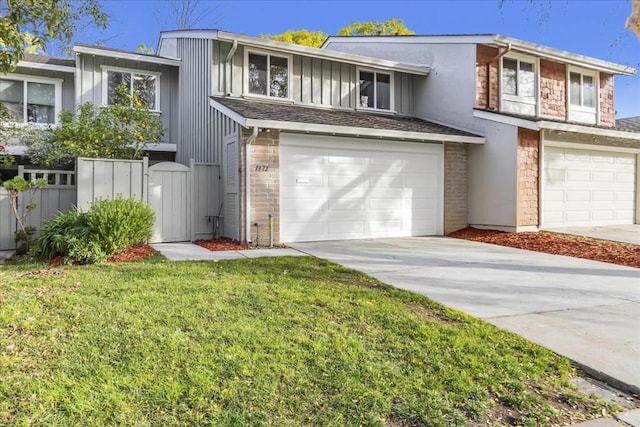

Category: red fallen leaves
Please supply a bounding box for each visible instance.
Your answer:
[448,227,640,268]
[107,244,156,263]
[193,238,249,252]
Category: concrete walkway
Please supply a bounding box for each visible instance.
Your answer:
[151,242,304,261]
[291,237,640,395]
[0,250,14,265]
[546,224,640,245]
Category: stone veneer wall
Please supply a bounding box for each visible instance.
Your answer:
[539,59,567,121]
[476,45,500,110]
[599,73,615,127]
[443,142,468,234]
[516,128,540,227]
[240,128,281,246]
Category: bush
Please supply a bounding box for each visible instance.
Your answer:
[32,208,107,264]
[33,196,154,264]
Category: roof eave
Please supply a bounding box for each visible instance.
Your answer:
[215,31,430,75]
[16,61,75,73]
[538,121,640,141]
[493,35,636,75]
[73,45,182,67]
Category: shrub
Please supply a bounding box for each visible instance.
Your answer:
[32,208,107,264]
[86,196,155,255]
[33,196,154,264]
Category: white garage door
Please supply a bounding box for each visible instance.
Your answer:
[280,134,443,242]
[543,146,636,227]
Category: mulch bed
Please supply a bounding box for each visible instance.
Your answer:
[193,238,249,251]
[46,244,157,265]
[448,227,640,268]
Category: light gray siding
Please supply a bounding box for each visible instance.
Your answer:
[211,41,415,114]
[212,111,240,240]
[75,54,179,146]
[13,66,75,112]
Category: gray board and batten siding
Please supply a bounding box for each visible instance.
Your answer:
[211,40,415,116]
[75,53,180,147]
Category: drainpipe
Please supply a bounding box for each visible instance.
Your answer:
[223,40,238,95]
[479,44,511,109]
[245,126,259,244]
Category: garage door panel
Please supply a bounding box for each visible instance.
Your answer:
[281,173,322,186]
[280,136,442,242]
[543,146,636,227]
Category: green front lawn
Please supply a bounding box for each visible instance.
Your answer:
[0,256,611,426]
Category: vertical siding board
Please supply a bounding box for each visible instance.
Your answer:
[231,46,243,96]
[291,55,302,103]
[321,60,331,105]
[331,61,341,106]
[302,56,312,103]
[340,63,350,108]
[311,58,322,104]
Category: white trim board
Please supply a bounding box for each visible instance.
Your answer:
[17,61,75,73]
[74,45,181,67]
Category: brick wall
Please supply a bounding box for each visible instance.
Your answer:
[516,128,539,227]
[476,45,499,110]
[443,142,468,234]
[240,128,281,246]
[599,73,615,127]
[540,59,567,121]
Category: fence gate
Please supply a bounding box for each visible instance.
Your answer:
[148,162,191,243]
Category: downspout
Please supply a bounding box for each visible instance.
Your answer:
[245,126,258,244]
[223,40,238,95]
[480,44,512,110]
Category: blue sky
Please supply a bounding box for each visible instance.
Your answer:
[74,0,639,118]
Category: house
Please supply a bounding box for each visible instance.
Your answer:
[2,31,638,246]
[322,34,640,232]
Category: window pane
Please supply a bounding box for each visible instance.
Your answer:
[0,79,24,121]
[133,74,156,109]
[569,72,581,106]
[376,73,391,110]
[248,53,268,95]
[270,56,288,98]
[582,75,594,108]
[359,71,374,108]
[27,82,55,123]
[108,71,131,105]
[502,58,517,96]
[519,62,535,97]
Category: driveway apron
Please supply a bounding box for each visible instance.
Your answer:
[291,237,640,394]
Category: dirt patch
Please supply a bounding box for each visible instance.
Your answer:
[449,228,639,268]
[193,238,249,252]
[17,268,67,279]
[406,302,461,325]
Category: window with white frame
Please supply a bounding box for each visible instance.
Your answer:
[247,52,289,98]
[103,67,159,110]
[569,70,596,109]
[502,57,535,99]
[0,76,60,124]
[359,69,392,110]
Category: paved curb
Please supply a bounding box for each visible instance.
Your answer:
[151,243,305,261]
[568,408,640,426]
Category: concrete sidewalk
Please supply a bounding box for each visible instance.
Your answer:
[151,242,305,261]
[291,237,640,395]
[546,224,640,245]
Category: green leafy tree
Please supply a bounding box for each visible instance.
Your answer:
[136,43,154,55]
[337,19,415,36]
[2,175,47,252]
[260,29,328,48]
[0,101,48,170]
[0,0,108,73]
[25,85,164,168]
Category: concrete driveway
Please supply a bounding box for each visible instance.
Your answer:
[545,224,640,245]
[291,237,640,394]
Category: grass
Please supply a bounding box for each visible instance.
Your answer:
[0,256,613,426]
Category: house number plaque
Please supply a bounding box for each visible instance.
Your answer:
[255,165,269,172]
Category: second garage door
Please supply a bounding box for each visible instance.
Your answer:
[280,134,443,242]
[543,145,636,227]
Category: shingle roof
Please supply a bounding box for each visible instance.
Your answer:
[21,53,75,67]
[616,116,640,133]
[212,97,479,137]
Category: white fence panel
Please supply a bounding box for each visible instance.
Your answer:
[76,157,147,210]
[19,167,77,231]
[0,188,16,250]
[192,162,220,241]
[149,162,191,243]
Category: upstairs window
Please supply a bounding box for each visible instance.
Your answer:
[248,52,289,99]
[0,77,59,124]
[359,70,392,110]
[103,67,159,110]
[569,71,595,109]
[502,57,535,98]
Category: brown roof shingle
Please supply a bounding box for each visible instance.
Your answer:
[21,54,75,68]
[616,116,640,133]
[212,96,479,137]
